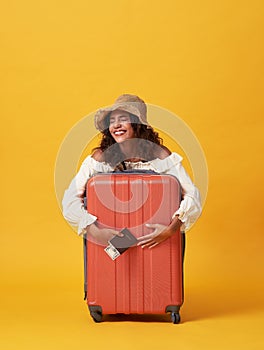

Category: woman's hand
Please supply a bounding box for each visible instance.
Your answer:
[85,223,123,246]
[137,216,182,249]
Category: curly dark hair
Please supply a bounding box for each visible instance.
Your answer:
[93,113,164,167]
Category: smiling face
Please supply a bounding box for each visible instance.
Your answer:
[108,110,135,143]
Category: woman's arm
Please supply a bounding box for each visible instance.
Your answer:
[62,156,98,234]
[138,153,202,248]
[137,215,183,249]
[62,153,123,243]
[169,161,202,230]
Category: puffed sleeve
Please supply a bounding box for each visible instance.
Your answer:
[62,156,98,235]
[171,162,202,231]
[154,153,202,231]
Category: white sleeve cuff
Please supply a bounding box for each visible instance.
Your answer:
[172,210,189,231]
[77,212,97,235]
[172,194,201,231]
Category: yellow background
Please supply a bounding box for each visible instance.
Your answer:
[1,1,264,349]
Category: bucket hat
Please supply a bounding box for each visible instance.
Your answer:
[94,94,148,131]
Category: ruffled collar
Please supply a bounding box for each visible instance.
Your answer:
[87,155,114,172]
[86,152,182,173]
[124,152,182,172]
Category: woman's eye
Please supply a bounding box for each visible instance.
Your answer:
[109,116,130,124]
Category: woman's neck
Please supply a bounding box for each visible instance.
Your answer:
[119,141,139,160]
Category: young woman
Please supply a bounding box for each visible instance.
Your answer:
[62,94,201,248]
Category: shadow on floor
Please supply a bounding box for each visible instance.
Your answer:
[91,283,264,324]
[182,283,264,322]
[103,313,173,323]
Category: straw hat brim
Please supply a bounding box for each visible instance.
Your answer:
[94,102,148,131]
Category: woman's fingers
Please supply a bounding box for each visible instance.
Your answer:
[113,230,124,237]
[143,241,159,249]
[137,237,153,246]
[137,223,159,242]
[102,228,123,237]
[137,233,155,242]
[145,223,159,229]
[137,223,164,246]
[140,240,160,249]
[137,223,171,249]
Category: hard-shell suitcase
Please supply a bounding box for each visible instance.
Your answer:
[83,172,184,323]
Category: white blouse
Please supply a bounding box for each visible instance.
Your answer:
[62,152,202,234]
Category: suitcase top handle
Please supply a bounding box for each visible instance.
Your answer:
[113,169,159,174]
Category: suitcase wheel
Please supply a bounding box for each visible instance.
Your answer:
[171,312,181,324]
[89,305,103,323]
[90,311,103,323]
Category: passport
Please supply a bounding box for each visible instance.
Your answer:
[104,228,137,260]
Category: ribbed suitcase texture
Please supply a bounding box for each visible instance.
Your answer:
[85,173,183,321]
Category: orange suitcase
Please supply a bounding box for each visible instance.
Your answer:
[83,172,184,323]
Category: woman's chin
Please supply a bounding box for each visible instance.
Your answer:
[114,136,128,143]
